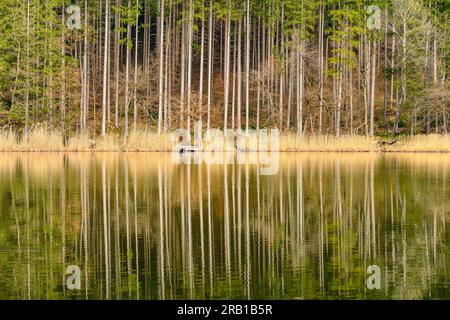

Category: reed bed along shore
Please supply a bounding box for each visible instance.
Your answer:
[0,127,450,153]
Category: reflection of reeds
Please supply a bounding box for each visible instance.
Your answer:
[385,152,450,169]
[0,153,65,183]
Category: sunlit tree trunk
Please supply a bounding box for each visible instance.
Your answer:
[102,0,110,136]
[223,3,231,133]
[157,0,165,134]
[133,0,139,131]
[207,0,214,130]
[198,0,206,126]
[124,0,132,138]
[245,0,250,132]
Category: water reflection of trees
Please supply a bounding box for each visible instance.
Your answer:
[0,153,449,299]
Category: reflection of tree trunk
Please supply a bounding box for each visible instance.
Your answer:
[401,193,407,288]
[158,0,165,134]
[180,165,185,279]
[245,164,251,299]
[364,160,370,255]
[393,22,407,137]
[157,161,165,299]
[25,158,31,299]
[390,187,395,282]
[114,167,121,299]
[163,161,172,297]
[231,162,236,259]
[297,158,304,244]
[124,157,131,296]
[318,164,324,291]
[256,161,261,279]
[433,210,437,266]
[102,158,110,298]
[81,164,90,299]
[279,167,284,224]
[237,164,242,274]
[206,165,214,296]
[336,160,342,221]
[198,165,205,290]
[186,166,194,298]
[224,164,231,288]
[287,160,293,249]
[133,162,139,299]
[370,158,376,257]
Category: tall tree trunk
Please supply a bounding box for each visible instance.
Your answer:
[207,0,214,130]
[59,0,65,140]
[245,0,250,132]
[383,6,388,130]
[82,0,90,132]
[393,21,407,137]
[318,3,325,135]
[390,23,396,128]
[237,19,242,131]
[198,0,206,127]
[114,0,121,128]
[186,0,194,133]
[124,0,132,138]
[133,0,139,131]
[223,4,231,133]
[370,39,377,137]
[297,37,304,136]
[278,5,284,131]
[157,0,165,134]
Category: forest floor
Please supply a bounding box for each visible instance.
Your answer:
[0,128,449,152]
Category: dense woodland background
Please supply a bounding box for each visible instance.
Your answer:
[0,0,449,140]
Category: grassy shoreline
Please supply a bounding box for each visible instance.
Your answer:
[1,128,450,153]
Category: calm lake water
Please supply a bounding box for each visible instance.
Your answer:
[0,153,449,300]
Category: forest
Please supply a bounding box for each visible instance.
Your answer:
[0,0,449,146]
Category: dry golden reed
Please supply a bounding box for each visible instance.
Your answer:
[0,130,17,151]
[0,128,449,152]
[279,134,379,152]
[385,134,450,152]
[18,126,64,152]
